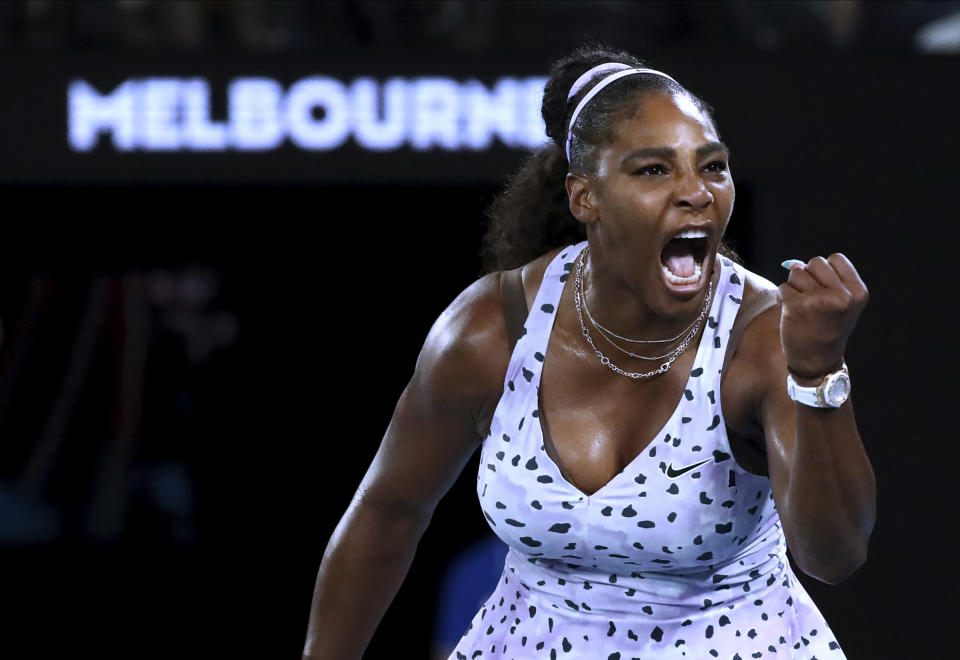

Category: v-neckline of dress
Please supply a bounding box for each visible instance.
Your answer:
[534,250,724,501]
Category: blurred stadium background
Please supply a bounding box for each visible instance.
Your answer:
[0,1,957,657]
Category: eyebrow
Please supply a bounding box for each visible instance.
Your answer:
[621,141,729,166]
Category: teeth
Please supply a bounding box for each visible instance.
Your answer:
[662,261,702,286]
[675,229,708,239]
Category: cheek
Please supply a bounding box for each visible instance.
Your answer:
[612,197,663,239]
[625,185,670,214]
[598,183,668,237]
[711,180,735,211]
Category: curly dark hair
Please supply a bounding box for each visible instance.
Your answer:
[480,44,740,273]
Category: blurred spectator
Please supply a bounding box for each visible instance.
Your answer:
[0,266,238,547]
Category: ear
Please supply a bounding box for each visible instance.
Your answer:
[565,172,600,225]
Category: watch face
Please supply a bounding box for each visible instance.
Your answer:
[824,373,851,407]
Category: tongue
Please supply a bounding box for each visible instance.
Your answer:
[661,241,696,278]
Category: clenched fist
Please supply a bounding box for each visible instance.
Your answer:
[779,254,869,380]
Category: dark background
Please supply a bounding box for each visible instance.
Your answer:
[0,1,958,658]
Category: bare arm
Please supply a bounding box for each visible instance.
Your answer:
[751,255,876,584]
[302,273,508,660]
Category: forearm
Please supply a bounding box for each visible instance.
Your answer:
[782,397,876,583]
[302,499,432,660]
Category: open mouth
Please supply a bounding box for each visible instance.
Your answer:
[660,229,710,287]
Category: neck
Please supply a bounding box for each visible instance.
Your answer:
[582,247,713,343]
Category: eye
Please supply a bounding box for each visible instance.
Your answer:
[704,160,728,173]
[634,164,668,176]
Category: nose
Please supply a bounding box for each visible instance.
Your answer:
[674,171,713,210]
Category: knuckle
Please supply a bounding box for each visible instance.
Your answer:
[815,294,842,313]
[819,297,839,313]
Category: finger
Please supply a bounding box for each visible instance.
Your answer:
[826,253,867,294]
[783,264,820,293]
[803,256,847,291]
[778,281,802,303]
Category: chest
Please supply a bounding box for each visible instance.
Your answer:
[479,323,774,572]
[538,311,760,497]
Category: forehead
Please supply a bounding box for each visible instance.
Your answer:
[609,91,718,152]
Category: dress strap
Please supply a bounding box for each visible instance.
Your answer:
[499,267,528,355]
[499,243,586,393]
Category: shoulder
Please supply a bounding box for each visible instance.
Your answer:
[734,264,782,359]
[414,272,507,406]
[413,245,573,428]
[722,262,785,434]
[412,245,575,426]
[519,245,567,309]
[733,260,778,303]
[722,260,782,359]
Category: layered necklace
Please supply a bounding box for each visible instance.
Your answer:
[574,247,714,380]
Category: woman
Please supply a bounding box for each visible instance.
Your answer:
[302,45,875,659]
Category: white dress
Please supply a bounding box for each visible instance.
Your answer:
[449,242,844,659]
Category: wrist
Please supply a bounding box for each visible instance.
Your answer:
[786,360,851,409]
[788,372,827,387]
[787,359,845,386]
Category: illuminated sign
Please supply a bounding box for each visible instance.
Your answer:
[68,76,549,153]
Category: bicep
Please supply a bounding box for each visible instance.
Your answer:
[350,273,506,523]
[732,303,795,490]
[751,309,802,540]
[758,360,796,505]
[355,377,483,523]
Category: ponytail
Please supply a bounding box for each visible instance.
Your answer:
[480,142,583,273]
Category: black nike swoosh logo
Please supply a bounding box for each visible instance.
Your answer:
[665,458,713,479]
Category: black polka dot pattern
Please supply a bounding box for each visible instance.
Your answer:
[454,244,845,658]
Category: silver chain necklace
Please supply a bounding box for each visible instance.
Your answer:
[585,265,713,360]
[574,248,714,380]
[591,323,682,361]
[583,286,697,344]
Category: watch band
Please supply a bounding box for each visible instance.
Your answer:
[786,361,850,408]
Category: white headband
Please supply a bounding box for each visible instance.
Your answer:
[565,63,678,162]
